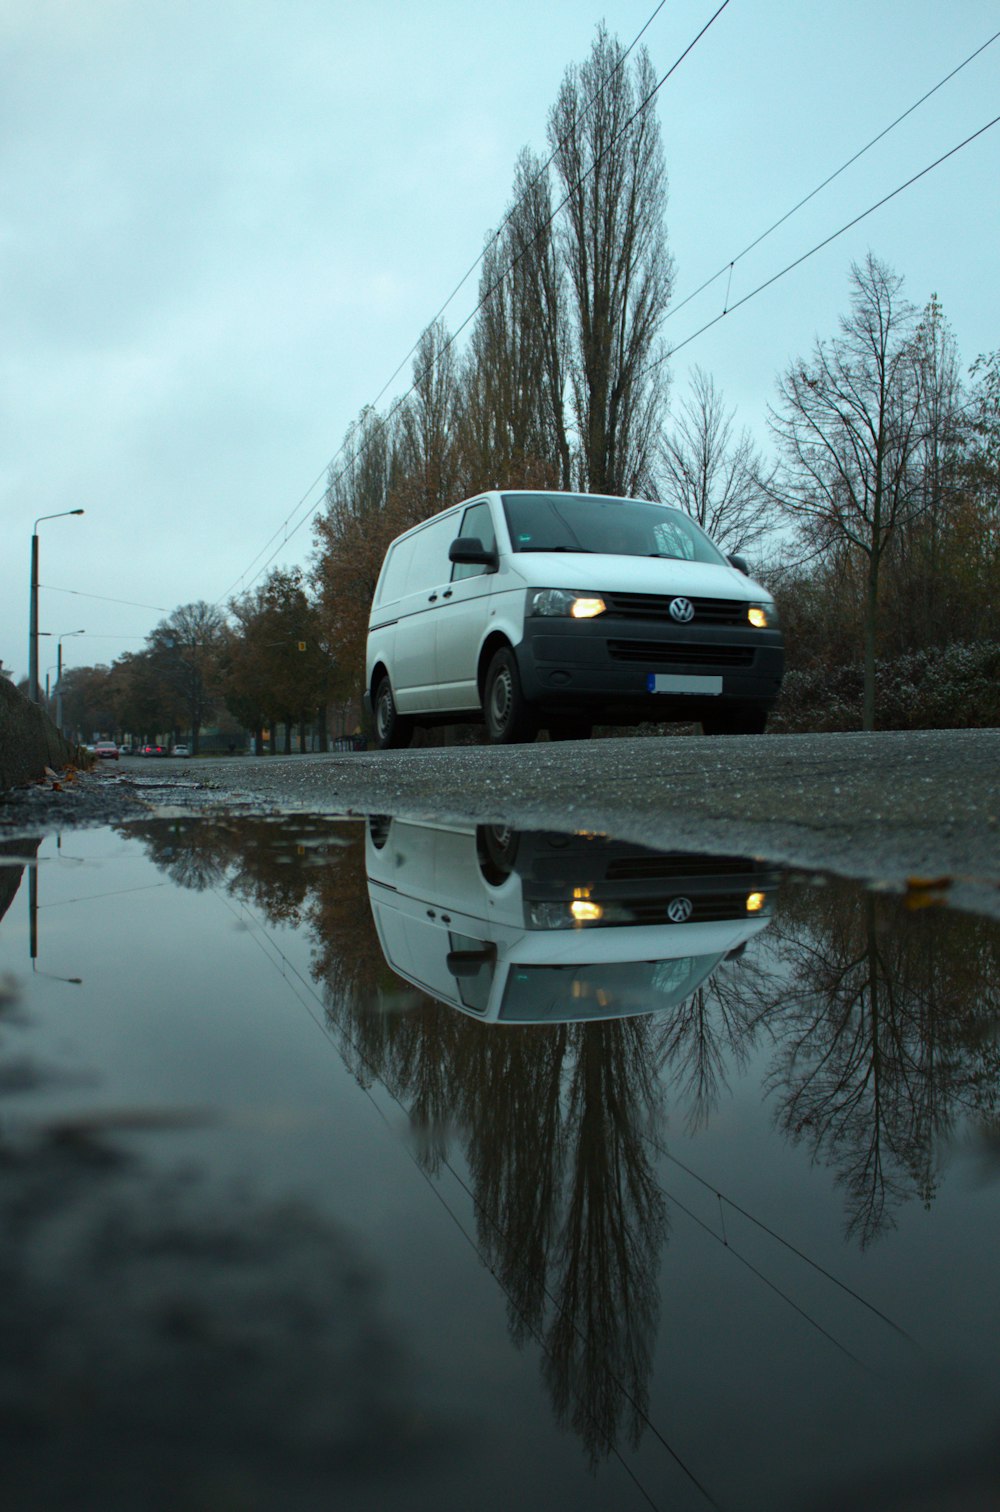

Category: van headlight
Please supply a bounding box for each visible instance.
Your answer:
[747,602,778,628]
[529,589,606,619]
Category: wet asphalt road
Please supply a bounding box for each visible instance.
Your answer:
[159,728,999,919]
[2,727,998,916]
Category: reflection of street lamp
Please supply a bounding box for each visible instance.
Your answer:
[29,509,85,703]
[28,866,82,982]
[55,630,86,735]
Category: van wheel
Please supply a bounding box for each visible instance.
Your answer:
[477,824,520,884]
[484,648,538,744]
[374,676,413,750]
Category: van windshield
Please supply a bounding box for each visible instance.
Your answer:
[497,954,724,1023]
[501,492,727,565]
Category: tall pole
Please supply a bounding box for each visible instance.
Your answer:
[28,533,39,703]
[28,509,85,703]
[55,630,85,736]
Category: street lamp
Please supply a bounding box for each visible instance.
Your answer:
[29,509,85,703]
[56,630,86,735]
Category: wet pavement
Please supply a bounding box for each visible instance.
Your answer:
[1,807,999,1510]
[9,728,995,916]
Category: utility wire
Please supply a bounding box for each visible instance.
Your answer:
[217,16,996,609]
[647,1136,914,1342]
[217,0,733,605]
[652,112,1000,372]
[40,585,171,612]
[215,0,674,605]
[362,0,673,422]
[667,27,1000,324]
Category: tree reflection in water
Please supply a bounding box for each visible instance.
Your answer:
[761,881,1000,1245]
[128,816,1000,1464]
[310,831,668,1465]
[653,955,779,1134]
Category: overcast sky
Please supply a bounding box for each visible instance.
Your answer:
[3,0,998,686]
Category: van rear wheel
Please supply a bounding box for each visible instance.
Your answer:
[484,648,538,744]
[374,676,413,750]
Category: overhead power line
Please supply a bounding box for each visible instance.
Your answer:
[219,17,997,611]
[652,111,1000,372]
[40,585,171,613]
[666,27,1000,326]
[217,0,732,605]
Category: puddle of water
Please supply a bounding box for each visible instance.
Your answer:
[1,816,999,1511]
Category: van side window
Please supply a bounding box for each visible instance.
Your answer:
[404,515,460,591]
[376,535,416,605]
[451,501,496,581]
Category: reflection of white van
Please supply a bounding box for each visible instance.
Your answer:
[365,819,776,1026]
[365,490,783,746]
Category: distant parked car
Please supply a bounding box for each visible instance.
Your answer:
[93,741,119,760]
[171,744,190,758]
[140,743,168,757]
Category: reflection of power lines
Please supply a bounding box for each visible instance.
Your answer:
[642,1131,918,1372]
[217,886,722,1512]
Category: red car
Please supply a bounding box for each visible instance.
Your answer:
[93,741,119,760]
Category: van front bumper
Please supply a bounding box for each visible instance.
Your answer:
[515,618,784,720]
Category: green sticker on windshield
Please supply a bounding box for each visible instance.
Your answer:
[518,533,532,543]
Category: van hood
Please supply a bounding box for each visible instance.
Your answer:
[505,552,767,599]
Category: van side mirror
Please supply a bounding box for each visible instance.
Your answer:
[449,537,498,571]
[727,554,749,575]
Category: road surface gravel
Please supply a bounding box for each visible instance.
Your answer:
[4,727,995,918]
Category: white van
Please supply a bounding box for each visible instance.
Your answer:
[365,818,777,1025]
[365,490,783,747]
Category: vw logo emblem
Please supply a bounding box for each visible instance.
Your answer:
[668,597,695,623]
[667,896,694,924]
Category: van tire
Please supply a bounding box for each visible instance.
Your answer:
[484,648,538,744]
[477,824,520,884]
[374,676,413,750]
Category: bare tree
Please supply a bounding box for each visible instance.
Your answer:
[548,25,674,495]
[148,600,227,753]
[883,295,966,649]
[768,253,925,729]
[658,366,775,556]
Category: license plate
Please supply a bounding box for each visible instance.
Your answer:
[647,674,722,695]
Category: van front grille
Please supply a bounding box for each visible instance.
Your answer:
[607,640,755,667]
[624,894,761,924]
[605,594,750,625]
[604,855,759,881]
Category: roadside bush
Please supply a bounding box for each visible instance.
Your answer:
[771,641,1000,732]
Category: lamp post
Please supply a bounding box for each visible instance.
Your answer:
[55,630,86,735]
[29,509,85,703]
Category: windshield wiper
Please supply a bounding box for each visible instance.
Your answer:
[518,545,594,553]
